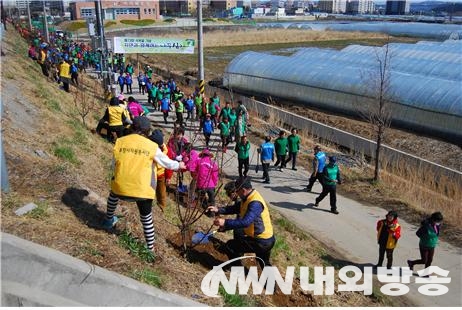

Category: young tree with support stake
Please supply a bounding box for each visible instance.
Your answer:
[359,39,394,182]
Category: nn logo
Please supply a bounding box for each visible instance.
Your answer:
[201,256,294,297]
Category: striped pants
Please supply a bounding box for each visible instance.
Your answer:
[106,192,155,250]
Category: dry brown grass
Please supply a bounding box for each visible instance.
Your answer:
[151,29,389,47]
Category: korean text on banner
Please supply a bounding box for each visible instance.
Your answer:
[113,37,195,54]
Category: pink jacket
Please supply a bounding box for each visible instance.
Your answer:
[185,150,199,174]
[195,155,219,189]
[127,101,144,118]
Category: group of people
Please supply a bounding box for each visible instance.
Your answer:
[97,80,444,273]
[375,210,443,273]
[25,28,102,93]
[101,109,274,264]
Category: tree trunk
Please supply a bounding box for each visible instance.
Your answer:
[374,125,383,182]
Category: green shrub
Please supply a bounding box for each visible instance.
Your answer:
[120,19,155,26]
[132,268,162,287]
[163,18,176,23]
[219,285,253,306]
[104,21,117,27]
[27,201,49,219]
[118,230,156,263]
[66,21,86,32]
[54,145,78,164]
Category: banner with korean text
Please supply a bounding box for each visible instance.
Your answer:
[113,37,195,54]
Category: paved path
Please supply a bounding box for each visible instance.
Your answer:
[123,88,462,307]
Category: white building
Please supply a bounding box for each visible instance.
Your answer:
[318,0,347,13]
[347,0,375,14]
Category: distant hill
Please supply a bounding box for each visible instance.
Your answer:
[411,1,462,14]
[433,2,462,14]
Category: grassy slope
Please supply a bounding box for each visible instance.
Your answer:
[2,28,399,306]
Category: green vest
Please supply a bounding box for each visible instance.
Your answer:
[419,223,440,248]
[274,137,288,156]
[220,122,230,136]
[287,134,300,153]
[228,112,237,126]
[324,165,339,186]
[235,141,250,159]
[176,101,184,113]
[208,102,217,115]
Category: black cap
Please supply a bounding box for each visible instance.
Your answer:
[387,210,398,219]
[430,212,443,222]
[329,156,337,163]
[149,129,164,145]
[235,177,252,190]
[132,116,151,131]
[224,181,236,193]
[109,97,120,106]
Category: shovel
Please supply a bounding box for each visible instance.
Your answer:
[192,230,217,245]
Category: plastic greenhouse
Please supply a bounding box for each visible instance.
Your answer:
[223,40,462,142]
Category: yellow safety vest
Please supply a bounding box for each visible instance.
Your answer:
[38,50,46,64]
[108,106,125,126]
[377,221,400,249]
[155,144,168,178]
[59,62,71,79]
[240,190,273,239]
[111,134,158,199]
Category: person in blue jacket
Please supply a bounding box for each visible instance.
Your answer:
[203,114,214,148]
[258,136,275,184]
[306,145,326,192]
[124,73,133,94]
[117,73,125,94]
[160,95,170,124]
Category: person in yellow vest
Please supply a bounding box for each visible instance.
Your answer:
[207,177,275,269]
[59,59,71,92]
[101,96,131,142]
[37,45,49,77]
[102,116,186,253]
[149,129,169,212]
[376,210,401,269]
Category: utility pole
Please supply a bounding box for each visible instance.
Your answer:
[27,0,32,31]
[43,1,49,42]
[197,0,205,95]
[94,0,107,86]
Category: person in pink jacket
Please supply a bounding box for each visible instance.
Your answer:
[195,148,219,214]
[127,96,145,118]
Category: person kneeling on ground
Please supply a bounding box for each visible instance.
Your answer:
[207,177,276,269]
[102,116,186,254]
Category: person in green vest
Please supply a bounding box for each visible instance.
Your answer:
[235,109,247,143]
[274,130,288,171]
[314,156,342,214]
[155,82,163,111]
[228,108,237,143]
[145,65,153,79]
[408,212,443,271]
[208,98,219,128]
[149,83,158,109]
[125,63,134,75]
[235,135,251,178]
[174,87,185,127]
[219,101,232,122]
[219,117,231,153]
[194,93,203,122]
[285,128,301,171]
